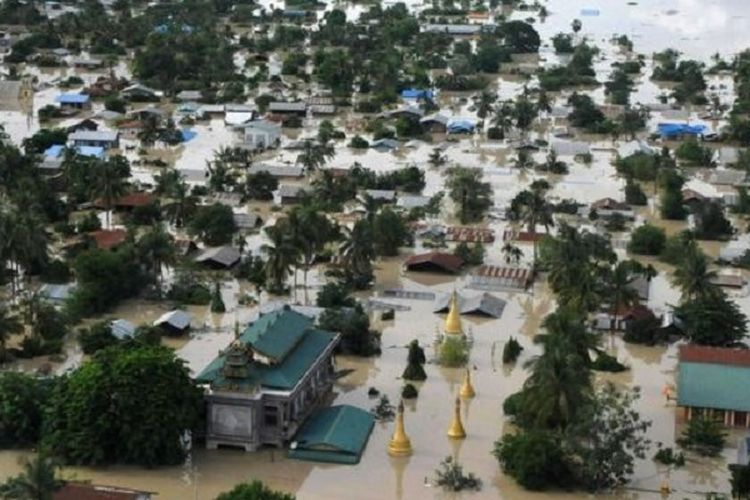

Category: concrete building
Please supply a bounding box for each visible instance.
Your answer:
[196,306,339,451]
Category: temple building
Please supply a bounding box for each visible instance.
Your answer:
[677,345,750,427]
[196,305,340,451]
[444,291,464,335]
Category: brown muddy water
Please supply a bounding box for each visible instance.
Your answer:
[3,0,750,498]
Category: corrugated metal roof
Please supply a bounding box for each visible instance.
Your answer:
[678,361,750,412]
[153,309,191,330]
[679,345,750,368]
[241,307,310,361]
[288,405,374,464]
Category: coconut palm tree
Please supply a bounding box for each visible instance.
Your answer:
[262,225,296,295]
[606,260,643,331]
[296,208,337,304]
[339,220,375,288]
[0,303,22,362]
[502,243,523,265]
[137,224,176,295]
[90,158,127,229]
[474,89,497,120]
[0,453,63,500]
[673,248,717,301]
[512,180,554,266]
[297,139,334,173]
[535,307,600,364]
[491,101,514,138]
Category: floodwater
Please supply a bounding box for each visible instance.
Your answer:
[2,0,750,498]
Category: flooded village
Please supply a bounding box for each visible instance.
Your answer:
[2,0,750,498]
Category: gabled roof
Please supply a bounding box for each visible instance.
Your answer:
[240,307,310,361]
[154,309,191,330]
[56,93,90,104]
[69,130,118,143]
[433,292,506,318]
[404,252,463,273]
[53,483,152,500]
[269,101,307,112]
[289,405,375,464]
[111,319,136,339]
[247,163,302,177]
[88,229,127,250]
[195,246,241,267]
[678,345,750,412]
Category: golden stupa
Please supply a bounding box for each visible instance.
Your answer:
[444,291,463,335]
[387,401,413,456]
[447,396,467,439]
[459,368,475,399]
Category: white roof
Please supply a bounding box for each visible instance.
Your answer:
[154,310,191,330]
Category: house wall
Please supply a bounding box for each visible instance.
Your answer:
[683,406,750,428]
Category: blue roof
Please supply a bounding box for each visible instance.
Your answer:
[76,146,105,158]
[401,88,434,100]
[44,144,65,159]
[56,93,90,104]
[658,123,707,138]
[181,129,197,142]
[289,405,375,464]
[678,361,750,412]
[447,119,476,133]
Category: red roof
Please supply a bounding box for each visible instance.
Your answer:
[89,229,127,250]
[679,345,750,368]
[474,265,532,285]
[445,226,495,243]
[404,252,463,273]
[54,483,151,500]
[502,230,544,243]
[621,304,654,321]
[116,192,155,208]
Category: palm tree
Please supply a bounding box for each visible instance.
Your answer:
[163,179,194,228]
[491,101,514,138]
[262,225,295,295]
[339,220,375,287]
[474,89,496,120]
[0,453,63,500]
[502,242,523,265]
[296,208,337,304]
[673,248,717,301]
[90,159,127,229]
[137,114,161,147]
[137,224,176,295]
[0,304,22,362]
[535,307,599,364]
[297,140,334,173]
[606,260,642,332]
[513,181,554,266]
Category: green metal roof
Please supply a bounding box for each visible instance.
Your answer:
[240,307,311,361]
[678,361,750,412]
[197,328,335,391]
[288,405,375,464]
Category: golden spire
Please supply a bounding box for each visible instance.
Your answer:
[447,396,466,439]
[388,401,413,456]
[444,291,463,335]
[459,368,475,399]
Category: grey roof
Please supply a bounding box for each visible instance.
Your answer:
[660,109,690,121]
[714,147,740,165]
[628,276,650,302]
[709,169,747,186]
[154,309,191,330]
[110,319,136,339]
[269,101,307,112]
[397,195,430,209]
[68,130,118,143]
[371,138,400,150]
[177,90,202,101]
[233,212,263,229]
[225,103,255,113]
[618,139,656,158]
[71,57,102,66]
[195,246,241,267]
[422,24,485,35]
[247,163,303,177]
[433,292,506,318]
[238,120,281,134]
[121,83,158,96]
[364,189,396,201]
[420,113,449,126]
[551,141,590,156]
[279,184,309,198]
[39,283,76,301]
[94,110,124,121]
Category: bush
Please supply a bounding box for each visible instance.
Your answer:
[319,305,381,356]
[316,282,355,308]
[493,430,573,490]
[401,383,418,399]
[370,395,395,421]
[216,481,295,500]
[677,416,727,457]
[502,337,523,363]
[654,446,685,466]
[503,391,524,418]
[402,340,427,381]
[591,352,628,372]
[167,272,211,305]
[348,135,369,149]
[78,321,119,355]
[438,336,468,367]
[625,180,647,206]
[187,203,237,246]
[0,373,52,448]
[210,282,226,313]
[434,456,482,492]
[628,224,666,255]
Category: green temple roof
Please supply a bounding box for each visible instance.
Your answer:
[195,307,338,391]
[288,405,375,464]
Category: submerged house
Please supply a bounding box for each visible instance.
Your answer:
[55,93,91,111]
[196,306,340,451]
[240,120,281,150]
[677,345,750,427]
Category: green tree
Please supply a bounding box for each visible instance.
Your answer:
[90,157,129,228]
[446,167,493,223]
[262,225,296,294]
[0,453,63,500]
[675,289,747,346]
[297,140,335,173]
[43,345,202,466]
[187,203,237,246]
[0,373,52,447]
[338,220,375,289]
[0,304,23,361]
[215,481,295,500]
[372,207,408,256]
[672,248,716,301]
[402,339,427,381]
[510,180,554,265]
[627,224,666,255]
[493,429,573,490]
[136,224,176,293]
[677,416,726,457]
